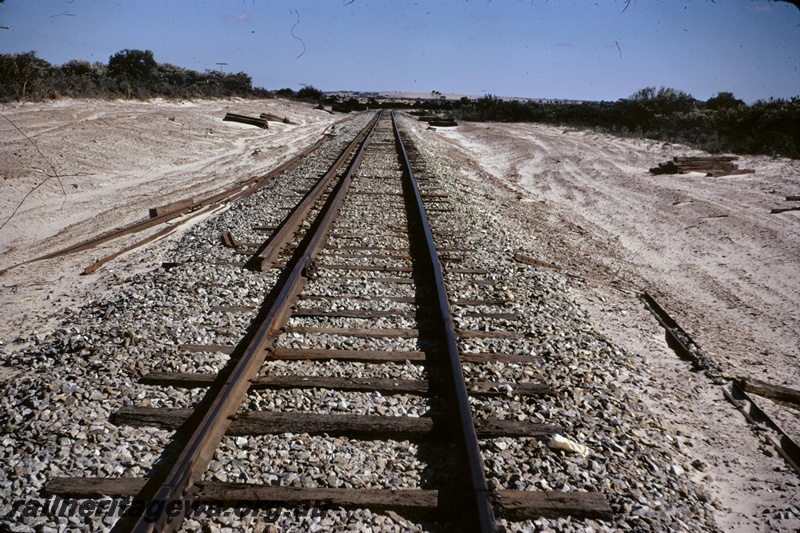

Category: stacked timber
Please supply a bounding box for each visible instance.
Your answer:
[222,113,268,129]
[650,156,754,177]
[770,195,800,214]
[430,117,458,127]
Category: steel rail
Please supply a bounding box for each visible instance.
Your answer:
[641,291,800,476]
[254,111,382,270]
[37,108,625,531]
[640,292,717,374]
[43,112,615,527]
[130,112,383,533]
[723,384,800,475]
[391,112,497,532]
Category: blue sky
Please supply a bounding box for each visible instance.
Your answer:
[0,0,798,103]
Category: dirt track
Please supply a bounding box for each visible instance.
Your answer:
[1,100,798,531]
[432,121,800,382]
[0,98,339,346]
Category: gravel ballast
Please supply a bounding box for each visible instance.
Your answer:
[0,111,724,532]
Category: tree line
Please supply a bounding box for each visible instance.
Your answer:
[0,49,322,102]
[1,50,796,158]
[456,88,799,159]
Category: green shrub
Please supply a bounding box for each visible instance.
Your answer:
[459,88,799,159]
[0,50,261,102]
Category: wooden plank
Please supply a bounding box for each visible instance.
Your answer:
[429,120,458,128]
[300,294,417,304]
[469,381,552,396]
[723,385,800,474]
[331,229,407,238]
[197,485,611,520]
[463,312,519,320]
[84,223,177,275]
[457,330,523,339]
[268,376,430,394]
[211,305,257,313]
[497,490,613,521]
[316,276,414,284]
[292,308,411,319]
[221,231,237,248]
[112,408,559,438]
[712,169,755,176]
[140,372,553,397]
[149,198,194,218]
[324,245,409,252]
[452,299,509,306]
[675,160,738,165]
[142,372,427,394]
[259,113,295,125]
[285,326,419,338]
[446,268,489,274]
[677,164,735,171]
[786,195,800,202]
[179,344,236,354]
[771,207,800,214]
[667,155,754,177]
[352,191,404,197]
[46,477,146,497]
[673,156,739,162]
[43,478,431,513]
[269,347,539,365]
[141,372,217,388]
[473,418,558,438]
[286,326,523,339]
[737,377,800,407]
[223,112,268,128]
[320,251,411,259]
[271,347,427,362]
[319,264,414,273]
[44,479,611,521]
[514,253,555,269]
[677,165,737,171]
[460,353,540,364]
[199,484,436,513]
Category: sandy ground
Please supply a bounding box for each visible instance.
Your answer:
[421,121,800,532]
[1,100,799,531]
[0,97,338,268]
[0,97,339,351]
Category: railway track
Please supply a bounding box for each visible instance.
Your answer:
[640,292,800,476]
[38,111,613,531]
